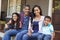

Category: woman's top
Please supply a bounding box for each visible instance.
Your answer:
[28,16,45,33]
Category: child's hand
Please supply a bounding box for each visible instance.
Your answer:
[7,20,12,24]
[19,21,22,28]
[27,29,32,36]
[5,24,8,29]
[51,32,55,40]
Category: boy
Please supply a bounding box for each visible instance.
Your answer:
[42,16,55,40]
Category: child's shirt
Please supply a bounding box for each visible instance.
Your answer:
[42,24,54,35]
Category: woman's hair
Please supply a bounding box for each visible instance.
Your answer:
[32,5,42,17]
[10,12,20,29]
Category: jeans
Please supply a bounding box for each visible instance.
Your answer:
[2,29,21,40]
[22,32,43,40]
[15,30,28,40]
[43,34,51,40]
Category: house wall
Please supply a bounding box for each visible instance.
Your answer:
[0,0,1,19]
[1,0,8,12]
[1,0,8,20]
[26,0,49,16]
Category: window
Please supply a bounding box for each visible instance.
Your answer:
[7,0,21,18]
[16,0,21,13]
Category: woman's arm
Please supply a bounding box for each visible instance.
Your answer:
[27,18,32,36]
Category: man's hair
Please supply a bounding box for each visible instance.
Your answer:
[44,16,51,20]
[23,5,30,9]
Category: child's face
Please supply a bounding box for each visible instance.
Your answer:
[12,14,18,21]
[44,18,51,26]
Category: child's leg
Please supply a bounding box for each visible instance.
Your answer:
[2,29,19,40]
[43,35,51,40]
[38,33,44,40]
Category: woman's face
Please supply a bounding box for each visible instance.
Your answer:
[12,14,18,21]
[34,7,40,16]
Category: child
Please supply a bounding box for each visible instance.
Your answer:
[2,13,21,40]
[42,16,55,40]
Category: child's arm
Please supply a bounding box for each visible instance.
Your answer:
[51,32,55,40]
[7,20,12,24]
[19,21,22,28]
[5,24,8,29]
[50,25,55,40]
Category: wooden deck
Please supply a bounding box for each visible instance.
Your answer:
[0,21,60,40]
[54,31,60,40]
[0,31,60,40]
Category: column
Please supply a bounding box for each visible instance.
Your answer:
[48,0,53,17]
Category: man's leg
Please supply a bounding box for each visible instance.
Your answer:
[22,34,30,40]
[15,30,28,40]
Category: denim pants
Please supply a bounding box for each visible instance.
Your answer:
[22,32,43,40]
[2,29,21,40]
[15,30,28,40]
[43,34,51,40]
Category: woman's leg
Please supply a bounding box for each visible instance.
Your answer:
[43,35,51,40]
[15,30,28,40]
[2,29,19,40]
[22,32,39,40]
[22,34,30,40]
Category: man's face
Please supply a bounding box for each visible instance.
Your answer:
[44,18,51,26]
[23,7,30,14]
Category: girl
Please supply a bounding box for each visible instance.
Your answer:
[2,13,21,40]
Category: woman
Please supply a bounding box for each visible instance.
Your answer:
[22,5,45,40]
[2,13,21,40]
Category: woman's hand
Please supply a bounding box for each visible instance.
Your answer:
[27,29,32,36]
